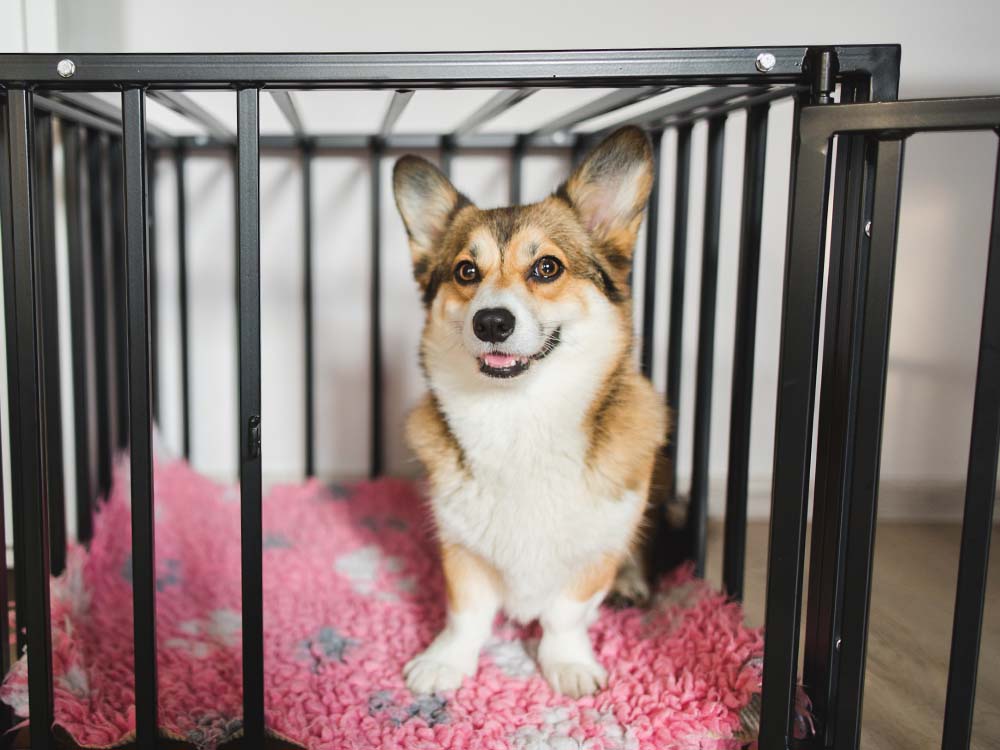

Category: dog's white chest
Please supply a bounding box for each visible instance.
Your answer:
[430,385,639,621]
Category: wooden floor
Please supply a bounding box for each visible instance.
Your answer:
[705,520,1000,750]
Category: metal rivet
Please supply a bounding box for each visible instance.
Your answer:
[865,220,872,237]
[56,58,76,78]
[755,52,776,73]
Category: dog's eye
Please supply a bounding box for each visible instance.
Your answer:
[454,260,479,284]
[531,256,563,282]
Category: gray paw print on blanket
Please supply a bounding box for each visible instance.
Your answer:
[299,626,357,673]
[368,690,449,727]
[119,555,182,591]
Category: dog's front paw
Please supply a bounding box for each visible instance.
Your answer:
[541,658,608,699]
[404,652,472,694]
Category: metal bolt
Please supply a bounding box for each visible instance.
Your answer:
[56,58,76,78]
[755,52,776,74]
[865,220,872,237]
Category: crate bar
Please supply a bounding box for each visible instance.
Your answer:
[121,87,159,749]
[530,85,671,137]
[620,86,758,131]
[86,131,114,496]
[34,110,68,574]
[803,81,873,745]
[149,90,233,139]
[509,134,525,205]
[688,115,726,576]
[452,88,538,137]
[722,102,769,600]
[34,94,123,136]
[370,138,384,477]
[440,135,454,179]
[302,143,315,475]
[0,46,901,88]
[661,85,800,129]
[51,92,172,139]
[237,87,266,745]
[380,89,414,138]
[175,146,191,458]
[831,137,904,750]
[148,149,160,422]
[110,138,129,449]
[942,136,1000,750]
[176,132,582,152]
[63,123,96,543]
[758,92,829,749]
[665,123,692,500]
[269,91,305,136]
[4,87,56,750]
[639,128,663,378]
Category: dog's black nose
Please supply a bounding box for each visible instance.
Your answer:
[473,307,516,343]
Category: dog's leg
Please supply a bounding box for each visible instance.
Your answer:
[538,555,616,698]
[404,543,501,694]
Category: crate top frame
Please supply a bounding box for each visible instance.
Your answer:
[0,45,900,92]
[0,46,901,151]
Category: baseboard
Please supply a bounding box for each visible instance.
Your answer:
[702,477,1000,522]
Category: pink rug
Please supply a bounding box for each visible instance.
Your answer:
[2,457,792,749]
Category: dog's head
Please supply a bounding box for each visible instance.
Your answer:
[393,126,653,389]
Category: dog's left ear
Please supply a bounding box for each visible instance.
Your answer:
[561,126,654,259]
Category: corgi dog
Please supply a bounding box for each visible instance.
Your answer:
[392,126,668,699]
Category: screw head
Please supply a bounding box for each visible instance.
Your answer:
[865,220,872,237]
[56,58,76,78]
[755,52,776,73]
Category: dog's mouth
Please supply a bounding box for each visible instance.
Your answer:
[478,328,561,379]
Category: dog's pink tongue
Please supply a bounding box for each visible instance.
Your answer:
[483,352,518,369]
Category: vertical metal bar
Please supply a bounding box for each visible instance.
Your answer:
[63,123,95,543]
[722,104,769,601]
[86,130,113,495]
[302,143,315,476]
[688,116,726,576]
[174,146,191,459]
[665,124,692,501]
[237,87,265,746]
[370,138,384,478]
[639,129,663,379]
[34,111,67,574]
[0,97,18,692]
[109,137,129,450]
[4,86,55,750]
[121,87,158,749]
[440,135,454,180]
[803,82,875,745]
[148,148,160,424]
[0,95,30,657]
[758,95,832,749]
[832,137,904,750]
[941,137,1000,750]
[510,134,525,205]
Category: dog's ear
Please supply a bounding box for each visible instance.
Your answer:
[393,155,470,279]
[560,126,654,260]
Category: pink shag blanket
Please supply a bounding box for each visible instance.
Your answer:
[2,457,783,749]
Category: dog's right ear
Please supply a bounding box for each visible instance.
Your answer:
[393,155,470,280]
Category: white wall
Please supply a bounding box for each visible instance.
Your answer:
[2,0,996,528]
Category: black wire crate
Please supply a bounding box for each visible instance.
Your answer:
[0,47,997,750]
